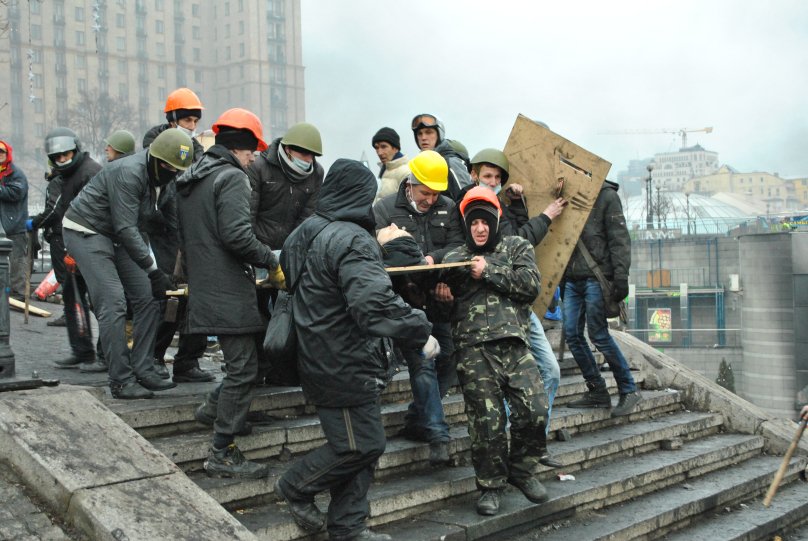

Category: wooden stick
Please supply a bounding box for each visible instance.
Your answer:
[763,418,807,507]
[386,261,474,275]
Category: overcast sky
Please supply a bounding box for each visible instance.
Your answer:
[300,1,808,179]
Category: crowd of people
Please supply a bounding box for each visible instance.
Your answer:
[1,88,641,541]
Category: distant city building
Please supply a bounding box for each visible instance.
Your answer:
[651,144,719,191]
[2,0,304,172]
[616,158,653,198]
[683,165,808,213]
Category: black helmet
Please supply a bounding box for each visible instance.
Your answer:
[45,127,82,173]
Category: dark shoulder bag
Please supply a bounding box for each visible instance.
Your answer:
[262,225,327,385]
[576,239,628,323]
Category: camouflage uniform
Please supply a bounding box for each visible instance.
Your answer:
[443,235,549,489]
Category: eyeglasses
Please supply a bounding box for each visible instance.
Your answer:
[411,114,439,131]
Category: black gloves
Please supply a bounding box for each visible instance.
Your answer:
[148,269,173,299]
[612,278,629,301]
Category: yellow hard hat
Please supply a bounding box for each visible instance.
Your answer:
[409,150,448,192]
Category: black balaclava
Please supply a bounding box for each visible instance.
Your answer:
[463,201,501,253]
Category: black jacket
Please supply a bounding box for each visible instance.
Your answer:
[281,159,431,408]
[247,138,323,250]
[176,145,277,335]
[564,181,631,282]
[372,180,464,264]
[65,151,155,271]
[34,152,100,240]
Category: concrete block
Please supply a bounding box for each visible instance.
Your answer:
[661,438,683,450]
[70,472,256,541]
[0,388,177,514]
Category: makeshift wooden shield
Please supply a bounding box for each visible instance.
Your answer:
[503,114,612,314]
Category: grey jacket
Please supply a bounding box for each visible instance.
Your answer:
[65,150,156,271]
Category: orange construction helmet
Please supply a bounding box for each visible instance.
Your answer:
[164,88,204,113]
[459,185,502,218]
[212,108,268,152]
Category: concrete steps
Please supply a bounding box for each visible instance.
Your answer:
[662,475,808,541]
[537,455,808,541]
[186,393,695,509]
[238,433,765,541]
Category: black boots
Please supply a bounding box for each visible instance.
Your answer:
[204,443,268,479]
[568,382,612,409]
[274,478,325,533]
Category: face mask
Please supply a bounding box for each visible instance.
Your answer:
[291,156,312,172]
[177,126,197,139]
[152,159,178,186]
[492,184,502,195]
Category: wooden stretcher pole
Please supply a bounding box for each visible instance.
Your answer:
[762,418,807,507]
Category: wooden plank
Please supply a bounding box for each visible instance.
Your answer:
[386,261,473,275]
[9,298,52,318]
[503,114,611,314]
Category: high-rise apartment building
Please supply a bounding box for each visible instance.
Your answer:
[2,0,304,176]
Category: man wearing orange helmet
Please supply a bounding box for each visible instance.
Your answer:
[440,187,550,516]
[143,87,212,383]
[143,87,205,158]
[176,108,282,479]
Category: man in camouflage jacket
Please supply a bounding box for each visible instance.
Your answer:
[439,187,550,517]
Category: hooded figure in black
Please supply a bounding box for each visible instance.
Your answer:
[275,159,431,541]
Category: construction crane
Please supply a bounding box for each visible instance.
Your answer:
[599,127,713,149]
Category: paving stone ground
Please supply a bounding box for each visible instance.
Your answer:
[5,288,225,393]
[0,462,82,541]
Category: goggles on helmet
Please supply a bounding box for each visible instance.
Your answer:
[411,114,439,131]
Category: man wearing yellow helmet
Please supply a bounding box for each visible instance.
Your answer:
[372,149,464,465]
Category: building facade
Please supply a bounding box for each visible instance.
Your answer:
[2,0,304,188]
[650,144,719,192]
[683,165,808,212]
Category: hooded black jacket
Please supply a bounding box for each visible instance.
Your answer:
[247,137,323,250]
[176,145,277,335]
[563,180,631,282]
[281,159,431,408]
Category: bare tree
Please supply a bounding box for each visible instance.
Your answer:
[653,188,674,229]
[68,90,139,160]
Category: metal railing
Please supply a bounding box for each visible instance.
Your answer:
[625,327,741,349]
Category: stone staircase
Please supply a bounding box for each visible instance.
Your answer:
[100,331,808,541]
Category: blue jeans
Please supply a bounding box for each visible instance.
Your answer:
[529,311,560,420]
[403,320,453,442]
[563,279,636,395]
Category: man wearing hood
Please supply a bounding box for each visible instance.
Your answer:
[440,187,550,516]
[274,159,432,541]
[29,128,101,368]
[0,141,29,302]
[176,108,282,479]
[63,129,192,399]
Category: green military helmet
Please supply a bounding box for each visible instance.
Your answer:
[471,148,510,183]
[104,130,136,155]
[447,139,469,161]
[281,122,323,156]
[149,128,194,169]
